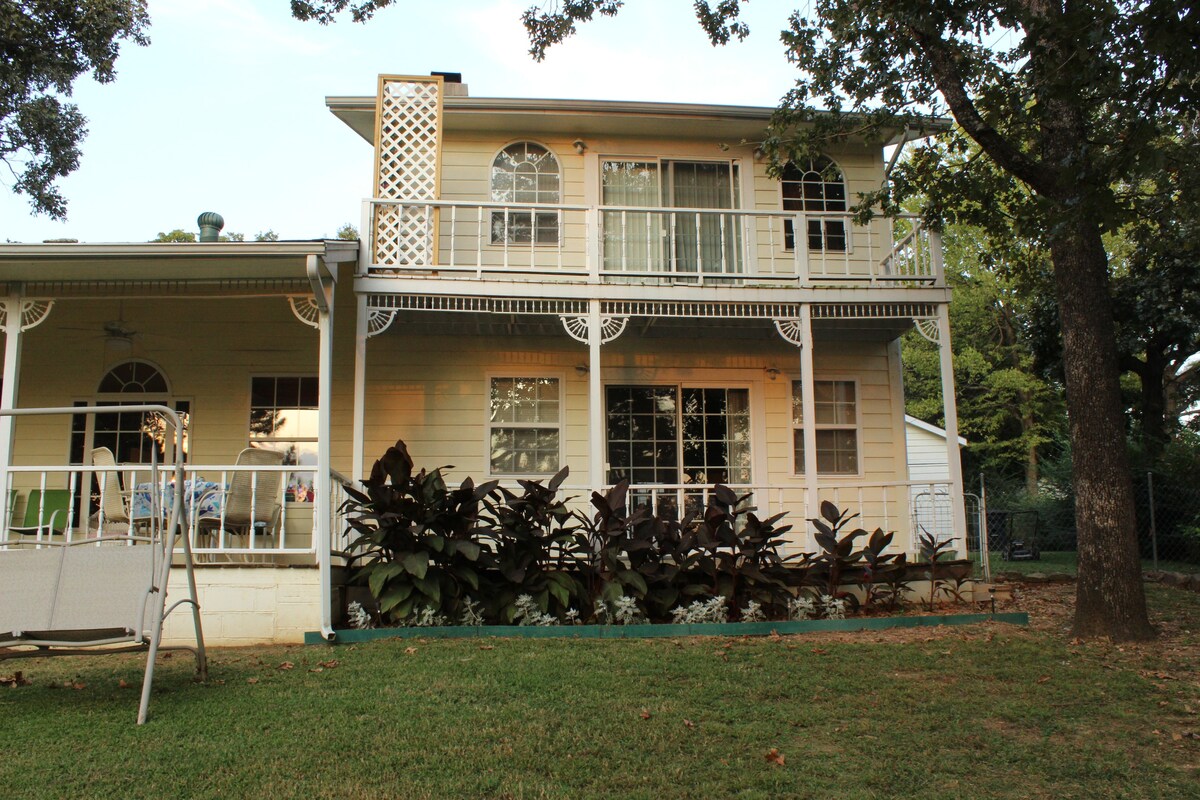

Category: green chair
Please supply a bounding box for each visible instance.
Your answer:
[9,489,72,538]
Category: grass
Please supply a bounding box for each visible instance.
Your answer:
[976,550,1199,577]
[2,585,1199,800]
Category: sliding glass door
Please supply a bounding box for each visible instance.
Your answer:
[601,160,743,276]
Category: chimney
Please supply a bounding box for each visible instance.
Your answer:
[432,71,468,97]
[197,211,225,242]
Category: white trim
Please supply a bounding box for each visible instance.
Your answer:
[483,371,567,479]
[488,140,564,249]
[904,414,968,447]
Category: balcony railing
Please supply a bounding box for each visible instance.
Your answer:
[365,199,943,287]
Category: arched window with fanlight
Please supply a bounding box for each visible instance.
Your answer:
[70,360,190,468]
[490,142,561,244]
[780,156,848,252]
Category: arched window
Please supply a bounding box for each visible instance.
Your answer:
[781,156,848,252]
[97,360,169,394]
[70,360,188,466]
[490,142,561,244]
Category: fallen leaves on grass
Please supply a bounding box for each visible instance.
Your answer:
[1036,675,1051,684]
[765,748,785,766]
[277,661,295,671]
[479,645,495,651]
[683,719,695,729]
[640,708,652,720]
[1,672,31,688]
[404,646,418,655]
[118,679,130,689]
[247,678,259,685]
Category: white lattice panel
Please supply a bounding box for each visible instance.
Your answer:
[374,76,442,266]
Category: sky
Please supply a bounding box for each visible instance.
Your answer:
[2,0,805,243]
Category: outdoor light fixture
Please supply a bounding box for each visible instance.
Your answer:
[575,364,590,376]
[573,139,587,155]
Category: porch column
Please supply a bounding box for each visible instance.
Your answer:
[935,303,968,553]
[352,294,368,483]
[797,305,819,522]
[587,299,604,491]
[0,285,23,530]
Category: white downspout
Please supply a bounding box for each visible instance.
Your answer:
[307,256,337,641]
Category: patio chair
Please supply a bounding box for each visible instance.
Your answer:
[198,447,285,552]
[91,446,134,531]
[7,489,72,540]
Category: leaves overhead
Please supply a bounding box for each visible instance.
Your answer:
[1,1,150,218]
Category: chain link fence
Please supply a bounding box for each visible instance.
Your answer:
[973,471,1200,573]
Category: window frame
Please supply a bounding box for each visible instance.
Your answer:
[791,378,862,477]
[485,372,565,478]
[248,375,319,503]
[488,141,563,247]
[778,155,852,254]
[603,382,755,487]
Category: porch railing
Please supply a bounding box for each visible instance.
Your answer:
[365,199,942,287]
[1,462,348,561]
[329,477,965,561]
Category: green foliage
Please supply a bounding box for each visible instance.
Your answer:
[343,440,496,623]
[585,481,697,619]
[2,1,149,218]
[483,468,586,623]
[918,531,961,611]
[689,485,798,619]
[152,229,196,243]
[334,223,358,240]
[254,230,280,242]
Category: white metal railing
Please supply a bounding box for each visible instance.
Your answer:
[366,199,942,287]
[330,476,962,560]
[1,463,345,560]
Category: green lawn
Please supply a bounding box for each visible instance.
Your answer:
[2,585,1198,800]
[976,550,1199,577]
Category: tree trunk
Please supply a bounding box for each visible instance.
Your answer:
[1023,402,1039,495]
[1051,220,1154,640]
[1139,345,1168,464]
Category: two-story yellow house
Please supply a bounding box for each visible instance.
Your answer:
[0,73,963,644]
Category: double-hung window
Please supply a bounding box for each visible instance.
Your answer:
[250,376,318,501]
[489,377,561,475]
[792,380,859,475]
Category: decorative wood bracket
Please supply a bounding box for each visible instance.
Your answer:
[366,309,397,338]
[559,315,629,345]
[772,318,804,347]
[913,318,940,345]
[0,299,54,332]
[288,297,321,329]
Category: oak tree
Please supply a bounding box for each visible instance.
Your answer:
[1,1,149,219]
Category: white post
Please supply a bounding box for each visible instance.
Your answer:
[936,303,967,554]
[587,299,604,491]
[310,262,336,640]
[0,287,24,530]
[798,305,819,528]
[352,294,368,483]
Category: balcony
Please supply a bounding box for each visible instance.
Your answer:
[365,200,944,290]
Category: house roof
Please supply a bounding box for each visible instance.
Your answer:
[905,414,968,447]
[0,240,357,293]
[325,94,952,148]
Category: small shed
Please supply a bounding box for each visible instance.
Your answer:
[905,415,967,546]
